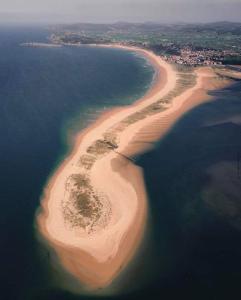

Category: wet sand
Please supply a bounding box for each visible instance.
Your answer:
[36,46,233,292]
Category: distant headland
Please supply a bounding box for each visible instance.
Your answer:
[20,42,62,48]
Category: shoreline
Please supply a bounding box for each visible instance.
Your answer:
[36,44,233,292]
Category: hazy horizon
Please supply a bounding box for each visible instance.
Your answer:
[0,0,241,24]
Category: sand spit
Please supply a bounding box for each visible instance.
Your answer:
[36,45,233,292]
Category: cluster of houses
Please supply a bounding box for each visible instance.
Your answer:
[163,47,238,66]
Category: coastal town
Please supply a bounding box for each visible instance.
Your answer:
[48,22,241,67]
[163,47,234,66]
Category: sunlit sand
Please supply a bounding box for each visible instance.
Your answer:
[36,45,233,291]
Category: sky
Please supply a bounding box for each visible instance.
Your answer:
[0,0,241,24]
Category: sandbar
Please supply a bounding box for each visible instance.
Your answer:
[36,45,233,291]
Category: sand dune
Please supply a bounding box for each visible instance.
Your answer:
[36,46,232,291]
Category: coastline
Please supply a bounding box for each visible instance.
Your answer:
[36,45,233,292]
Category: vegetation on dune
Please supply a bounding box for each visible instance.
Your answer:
[78,154,96,170]
[62,173,111,232]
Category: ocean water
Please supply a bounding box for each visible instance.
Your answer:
[1,26,241,300]
[0,26,154,300]
[137,81,241,299]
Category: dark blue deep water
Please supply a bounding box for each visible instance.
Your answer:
[137,82,241,300]
[1,26,241,300]
[0,26,154,300]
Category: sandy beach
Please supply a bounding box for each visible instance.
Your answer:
[36,45,233,291]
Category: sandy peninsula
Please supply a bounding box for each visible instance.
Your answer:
[36,45,233,291]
